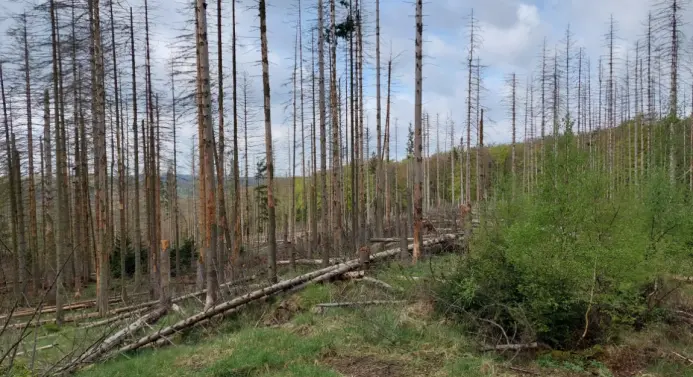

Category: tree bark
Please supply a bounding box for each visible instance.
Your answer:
[89,0,109,316]
[412,0,424,263]
[259,0,278,284]
[129,7,142,288]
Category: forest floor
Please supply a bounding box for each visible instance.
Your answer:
[6,253,693,377]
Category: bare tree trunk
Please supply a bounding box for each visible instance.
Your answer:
[465,12,476,205]
[384,58,392,231]
[511,73,517,199]
[195,0,219,307]
[412,0,423,263]
[357,2,365,246]
[89,0,109,316]
[291,31,298,269]
[331,0,342,259]
[216,0,229,282]
[0,64,22,300]
[231,0,242,278]
[12,136,28,297]
[129,7,141,288]
[373,0,383,237]
[243,74,251,255]
[310,31,318,257]
[297,0,307,257]
[21,16,40,295]
[318,0,330,265]
[109,0,127,302]
[259,0,277,283]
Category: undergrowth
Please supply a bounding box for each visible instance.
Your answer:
[436,134,693,349]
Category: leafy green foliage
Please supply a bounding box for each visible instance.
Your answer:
[437,134,693,349]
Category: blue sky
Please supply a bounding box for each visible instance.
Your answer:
[0,0,683,175]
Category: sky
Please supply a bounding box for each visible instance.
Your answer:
[0,0,687,176]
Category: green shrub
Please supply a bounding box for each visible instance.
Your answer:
[436,135,693,349]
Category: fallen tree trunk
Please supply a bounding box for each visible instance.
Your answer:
[340,271,400,292]
[108,235,457,359]
[277,259,342,266]
[370,238,413,243]
[9,312,101,330]
[81,307,151,329]
[57,306,168,375]
[0,293,148,321]
[481,342,539,351]
[102,275,262,317]
[14,343,58,357]
[357,277,401,292]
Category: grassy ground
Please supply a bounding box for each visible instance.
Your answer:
[6,254,693,377]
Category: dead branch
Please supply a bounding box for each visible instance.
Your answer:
[360,277,400,292]
[314,300,406,308]
[14,343,57,357]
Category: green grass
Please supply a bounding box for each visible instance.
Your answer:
[7,253,691,377]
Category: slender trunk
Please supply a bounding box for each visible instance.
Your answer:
[171,62,181,278]
[42,90,55,295]
[291,31,298,269]
[259,0,277,283]
[216,0,229,282]
[231,0,242,277]
[412,0,423,263]
[109,0,127,301]
[130,7,141,288]
[195,0,219,307]
[384,58,392,231]
[310,31,318,257]
[298,0,307,255]
[318,0,329,264]
[1,64,22,300]
[511,74,517,199]
[465,12,475,204]
[22,16,40,295]
[89,0,109,316]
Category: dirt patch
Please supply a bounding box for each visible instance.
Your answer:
[604,346,658,377]
[323,355,405,377]
[262,296,303,326]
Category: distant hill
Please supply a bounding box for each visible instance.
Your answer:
[171,174,261,197]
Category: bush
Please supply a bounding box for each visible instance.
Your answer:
[436,135,693,349]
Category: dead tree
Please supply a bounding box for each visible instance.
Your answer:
[259,0,278,283]
[89,0,110,316]
[412,0,423,263]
